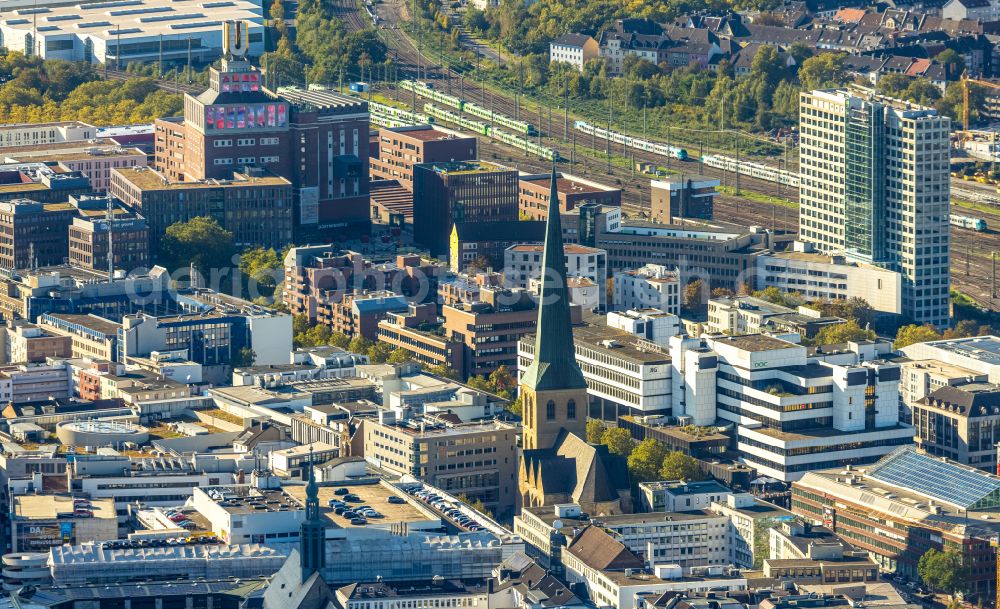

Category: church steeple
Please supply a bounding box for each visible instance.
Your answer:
[519,167,588,451]
[299,447,325,582]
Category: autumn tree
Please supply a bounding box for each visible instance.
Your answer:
[660,451,706,481]
[601,427,634,457]
[894,324,943,349]
[586,419,608,444]
[388,348,415,364]
[158,216,236,275]
[627,438,668,482]
[812,320,875,346]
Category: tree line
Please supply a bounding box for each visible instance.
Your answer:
[0,52,182,125]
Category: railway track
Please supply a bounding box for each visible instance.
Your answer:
[102,68,203,94]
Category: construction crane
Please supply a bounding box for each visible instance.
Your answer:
[962,74,1000,136]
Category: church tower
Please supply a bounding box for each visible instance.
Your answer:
[520,169,589,451]
[299,448,326,582]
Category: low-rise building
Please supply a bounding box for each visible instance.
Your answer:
[362,414,519,519]
[706,297,845,339]
[2,321,71,364]
[110,167,293,255]
[515,503,731,573]
[518,172,620,220]
[605,309,681,347]
[613,265,680,314]
[899,336,1000,384]
[639,479,733,513]
[505,243,608,310]
[370,125,476,190]
[913,382,1000,472]
[650,178,719,222]
[549,34,600,71]
[10,494,117,553]
[710,494,795,569]
[791,447,1000,598]
[756,243,903,316]
[37,313,121,362]
[561,526,748,609]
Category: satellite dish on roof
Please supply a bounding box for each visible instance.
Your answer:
[552,519,564,529]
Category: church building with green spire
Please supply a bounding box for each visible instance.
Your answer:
[517,170,632,516]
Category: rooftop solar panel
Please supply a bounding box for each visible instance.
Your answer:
[867,447,1000,510]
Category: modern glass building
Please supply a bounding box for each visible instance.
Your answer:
[799,89,950,327]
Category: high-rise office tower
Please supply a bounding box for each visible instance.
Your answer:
[798,89,950,327]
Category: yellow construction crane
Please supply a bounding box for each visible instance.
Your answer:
[962,74,1000,136]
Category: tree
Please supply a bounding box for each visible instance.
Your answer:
[329,332,351,348]
[917,549,966,596]
[683,279,707,310]
[456,493,493,518]
[158,216,236,275]
[586,419,608,444]
[508,394,523,417]
[942,319,989,340]
[798,52,847,91]
[239,247,283,297]
[388,348,414,364]
[489,365,517,394]
[367,342,394,363]
[820,297,874,328]
[894,324,943,349]
[601,427,634,457]
[812,320,875,346]
[660,451,706,481]
[426,364,461,380]
[348,336,373,355]
[270,0,287,33]
[627,438,668,482]
[935,48,964,80]
[230,347,256,368]
[753,286,790,306]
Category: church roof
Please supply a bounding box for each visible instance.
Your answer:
[262,551,337,609]
[522,429,630,504]
[519,170,587,392]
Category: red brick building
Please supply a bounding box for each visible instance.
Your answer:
[518,172,621,220]
[370,125,476,190]
[153,22,370,242]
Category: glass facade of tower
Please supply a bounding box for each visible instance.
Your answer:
[844,101,886,262]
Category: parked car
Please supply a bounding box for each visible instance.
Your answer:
[350,517,367,525]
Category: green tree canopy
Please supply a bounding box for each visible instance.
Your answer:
[660,451,706,481]
[917,549,966,595]
[894,324,943,349]
[812,320,875,346]
[627,438,668,482]
[158,216,236,275]
[601,427,634,457]
[239,247,283,297]
[586,419,607,444]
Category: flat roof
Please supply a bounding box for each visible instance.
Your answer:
[0,0,264,43]
[640,479,732,495]
[283,482,433,528]
[43,313,122,336]
[384,125,474,142]
[712,334,799,353]
[519,174,615,195]
[523,321,670,365]
[417,160,510,175]
[508,244,603,255]
[201,486,302,515]
[113,167,291,191]
[13,494,116,520]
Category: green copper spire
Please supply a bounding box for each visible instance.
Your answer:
[520,167,587,392]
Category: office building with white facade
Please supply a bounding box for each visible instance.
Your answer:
[669,334,913,482]
[798,89,950,327]
[505,243,607,310]
[613,264,680,314]
[518,322,671,419]
[756,242,902,315]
